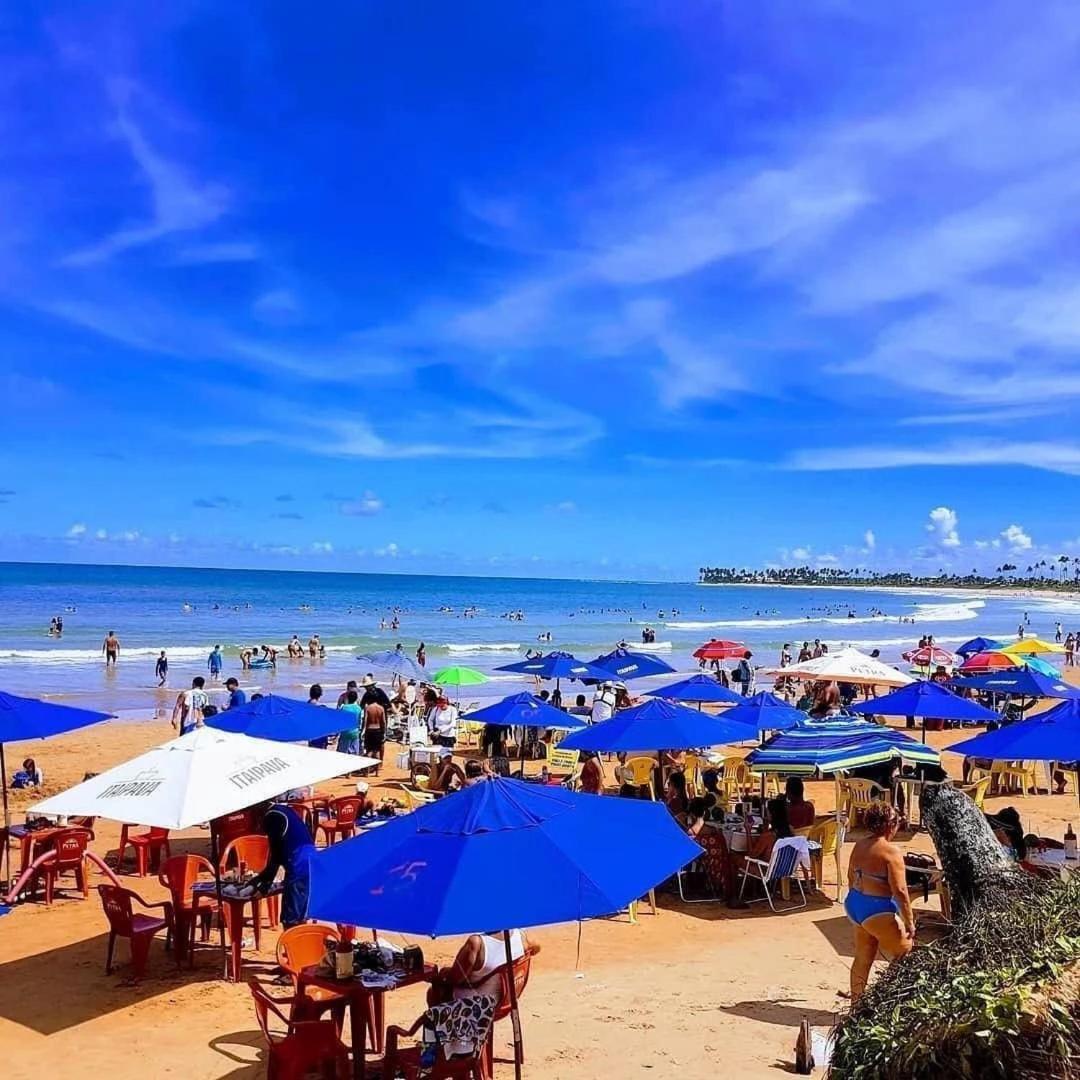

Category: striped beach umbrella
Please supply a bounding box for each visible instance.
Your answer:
[745,716,940,776]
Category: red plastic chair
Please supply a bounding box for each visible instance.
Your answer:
[277,924,383,1049]
[219,834,280,928]
[485,944,539,1072]
[249,979,351,1080]
[211,808,257,852]
[97,884,175,979]
[315,796,364,846]
[158,854,218,966]
[383,1003,494,1080]
[28,828,92,905]
[116,824,171,877]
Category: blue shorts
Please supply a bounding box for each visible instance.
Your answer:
[844,888,899,926]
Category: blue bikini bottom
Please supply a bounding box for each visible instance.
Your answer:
[844,888,898,925]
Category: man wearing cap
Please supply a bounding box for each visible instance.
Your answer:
[591,681,616,726]
[429,693,459,748]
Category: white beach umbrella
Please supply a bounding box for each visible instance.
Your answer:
[31,726,376,830]
[765,647,914,688]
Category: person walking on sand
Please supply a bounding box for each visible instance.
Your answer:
[155,650,168,687]
[102,630,120,666]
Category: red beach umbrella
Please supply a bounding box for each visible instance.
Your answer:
[958,650,1019,674]
[901,645,957,667]
[693,639,750,661]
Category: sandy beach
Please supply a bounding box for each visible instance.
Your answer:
[2,684,1078,1080]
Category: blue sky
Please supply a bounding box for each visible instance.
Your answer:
[2,2,1080,580]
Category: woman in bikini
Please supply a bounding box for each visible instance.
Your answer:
[845,801,915,999]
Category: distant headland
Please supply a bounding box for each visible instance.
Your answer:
[698,560,1080,591]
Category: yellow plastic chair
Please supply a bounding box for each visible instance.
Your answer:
[718,756,750,800]
[956,776,990,810]
[624,756,658,799]
[682,754,703,796]
[456,720,484,749]
[991,760,1038,798]
[807,817,846,901]
[840,779,891,826]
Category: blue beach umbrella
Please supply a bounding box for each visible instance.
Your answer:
[461,692,587,730]
[308,776,699,933]
[645,673,744,707]
[356,649,429,681]
[718,692,808,735]
[588,647,676,681]
[949,669,1080,700]
[0,692,113,883]
[948,699,1080,805]
[849,680,1000,742]
[496,650,615,687]
[308,776,700,1077]
[746,717,940,776]
[206,693,345,743]
[558,697,756,753]
[956,636,1005,658]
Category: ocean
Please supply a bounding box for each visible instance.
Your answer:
[1,561,1077,720]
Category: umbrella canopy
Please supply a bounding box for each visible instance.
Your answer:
[307,776,700,935]
[746,717,940,776]
[0,692,112,742]
[31,727,374,830]
[496,651,615,682]
[959,650,1022,674]
[356,649,429,681]
[589,647,676,681]
[1000,637,1065,656]
[848,680,999,724]
[645,673,744,706]
[558,697,756,753]
[1013,654,1061,677]
[949,669,1080,700]
[768,647,914,688]
[431,666,488,688]
[206,693,345,743]
[718,692,808,735]
[948,698,1080,761]
[693,639,749,661]
[902,645,957,668]
[956,636,1005,658]
[460,692,586,730]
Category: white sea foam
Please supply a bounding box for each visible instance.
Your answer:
[910,600,984,621]
[0,645,213,664]
[444,643,522,652]
[667,599,985,632]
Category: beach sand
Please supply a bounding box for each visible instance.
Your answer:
[1,689,1078,1080]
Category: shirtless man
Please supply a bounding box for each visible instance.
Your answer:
[102,630,120,666]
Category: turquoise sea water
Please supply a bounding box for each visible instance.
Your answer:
[0,561,1075,718]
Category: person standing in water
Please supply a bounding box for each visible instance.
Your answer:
[155,650,168,687]
[102,630,120,666]
[207,644,223,680]
[416,641,426,667]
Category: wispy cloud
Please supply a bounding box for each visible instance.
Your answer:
[193,495,241,510]
[786,440,1080,476]
[339,492,384,516]
[60,82,230,266]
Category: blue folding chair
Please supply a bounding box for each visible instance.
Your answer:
[737,840,808,911]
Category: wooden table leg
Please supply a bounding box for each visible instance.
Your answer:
[350,992,367,1080]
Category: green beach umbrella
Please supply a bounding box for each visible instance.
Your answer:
[432,665,489,688]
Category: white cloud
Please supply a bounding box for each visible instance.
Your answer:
[863,529,876,550]
[310,541,333,554]
[927,506,961,548]
[340,492,384,516]
[95,529,109,540]
[790,546,811,560]
[552,500,578,514]
[119,530,141,543]
[1001,523,1033,551]
[252,289,301,324]
[786,440,1080,477]
[374,542,399,558]
[66,523,86,538]
[61,85,230,266]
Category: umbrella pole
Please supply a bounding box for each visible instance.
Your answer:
[922,715,927,745]
[1,743,9,892]
[210,828,228,979]
[504,930,523,1080]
